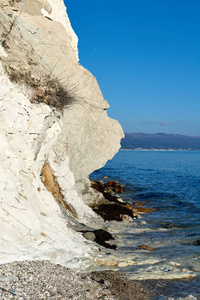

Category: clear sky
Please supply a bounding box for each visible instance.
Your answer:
[66,0,200,136]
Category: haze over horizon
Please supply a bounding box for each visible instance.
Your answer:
[67,0,200,137]
[125,132,200,137]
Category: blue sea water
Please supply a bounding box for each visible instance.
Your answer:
[90,150,200,299]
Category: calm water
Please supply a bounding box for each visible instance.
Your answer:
[90,151,200,299]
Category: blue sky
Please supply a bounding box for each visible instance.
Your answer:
[66,0,200,136]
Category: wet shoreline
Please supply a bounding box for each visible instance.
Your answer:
[89,151,200,298]
[0,260,151,299]
[142,278,200,299]
[0,261,199,299]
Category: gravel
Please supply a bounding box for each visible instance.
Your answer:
[0,261,151,300]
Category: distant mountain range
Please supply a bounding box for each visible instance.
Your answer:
[121,133,200,150]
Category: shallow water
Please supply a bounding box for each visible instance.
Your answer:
[90,150,200,298]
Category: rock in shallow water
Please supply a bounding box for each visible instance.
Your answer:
[138,245,155,251]
[93,204,134,222]
[82,229,116,249]
[193,240,200,246]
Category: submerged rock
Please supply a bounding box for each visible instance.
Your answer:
[124,203,157,214]
[90,180,125,205]
[105,180,126,193]
[93,229,116,250]
[93,204,134,222]
[138,245,155,251]
[91,179,155,222]
[91,180,126,196]
[193,240,200,246]
[82,229,116,249]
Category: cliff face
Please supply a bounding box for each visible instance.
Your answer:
[0,0,124,268]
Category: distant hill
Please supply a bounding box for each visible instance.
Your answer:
[121,133,200,150]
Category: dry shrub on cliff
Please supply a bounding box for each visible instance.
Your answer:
[8,67,76,110]
[32,75,76,110]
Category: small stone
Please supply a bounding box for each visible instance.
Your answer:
[0,276,18,282]
[138,244,155,251]
[133,202,143,207]
[83,232,96,242]
[119,214,133,222]
[118,262,128,267]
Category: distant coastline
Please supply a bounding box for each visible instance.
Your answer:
[121,133,200,151]
[120,148,200,151]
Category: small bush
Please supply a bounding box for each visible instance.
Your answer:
[8,68,76,110]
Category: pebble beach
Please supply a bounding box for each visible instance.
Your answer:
[0,261,151,300]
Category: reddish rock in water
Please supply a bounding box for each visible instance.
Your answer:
[123,203,156,214]
[133,202,144,207]
[133,206,157,214]
[91,179,126,203]
[138,245,155,251]
[105,180,119,188]
[105,180,126,193]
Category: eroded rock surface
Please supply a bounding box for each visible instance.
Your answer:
[0,0,124,268]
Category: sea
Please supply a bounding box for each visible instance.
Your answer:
[90,150,200,300]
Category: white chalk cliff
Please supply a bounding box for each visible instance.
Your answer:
[0,0,124,269]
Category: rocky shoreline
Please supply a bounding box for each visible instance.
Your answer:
[1,261,200,300]
[0,181,157,299]
[0,260,151,299]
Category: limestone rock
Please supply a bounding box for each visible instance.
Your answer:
[0,0,124,268]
